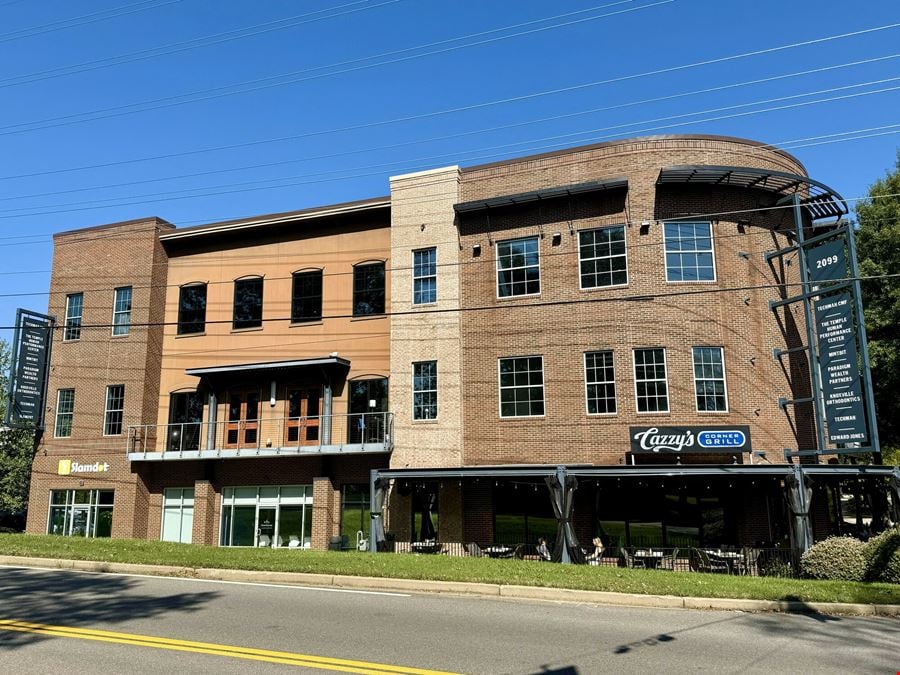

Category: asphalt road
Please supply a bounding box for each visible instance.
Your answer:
[1,565,898,674]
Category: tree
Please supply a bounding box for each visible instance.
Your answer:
[855,151,900,462]
[0,338,38,528]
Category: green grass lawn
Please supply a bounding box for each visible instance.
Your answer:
[1,533,898,605]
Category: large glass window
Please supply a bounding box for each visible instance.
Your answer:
[64,293,83,341]
[161,488,194,544]
[348,378,388,444]
[496,237,540,297]
[291,270,323,323]
[48,489,113,537]
[664,221,715,282]
[168,392,203,451]
[177,284,207,335]
[233,277,263,329]
[104,384,125,436]
[341,484,371,549]
[412,361,437,421]
[353,262,385,316]
[579,226,627,289]
[413,248,437,305]
[693,346,728,412]
[499,356,544,417]
[585,351,616,415]
[633,348,669,413]
[220,485,313,548]
[493,483,556,546]
[55,389,74,438]
[112,286,132,336]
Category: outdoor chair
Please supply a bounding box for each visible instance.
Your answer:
[694,548,730,574]
[257,534,271,548]
[622,548,644,569]
[466,542,484,558]
[658,547,679,571]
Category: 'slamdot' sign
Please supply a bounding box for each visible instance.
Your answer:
[57,460,110,475]
[630,426,751,454]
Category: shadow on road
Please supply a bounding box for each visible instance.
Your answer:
[0,567,219,650]
[612,614,743,654]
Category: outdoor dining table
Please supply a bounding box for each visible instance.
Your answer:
[483,545,515,559]
[411,541,442,554]
[632,550,665,569]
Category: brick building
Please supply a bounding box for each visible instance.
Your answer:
[23,135,897,558]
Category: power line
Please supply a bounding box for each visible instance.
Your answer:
[0,23,893,183]
[2,80,898,221]
[3,53,898,206]
[0,0,181,45]
[0,0,674,136]
[0,0,403,89]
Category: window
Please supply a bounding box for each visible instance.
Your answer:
[161,488,194,544]
[585,351,616,415]
[413,361,437,420]
[64,293,83,341]
[104,384,125,435]
[233,277,263,329]
[177,284,207,335]
[496,237,540,297]
[633,348,669,413]
[341,484,371,546]
[664,221,715,282]
[413,248,437,305]
[167,391,203,451]
[499,356,544,417]
[55,389,75,438]
[220,485,312,548]
[693,347,728,412]
[353,262,385,316]
[291,270,323,323]
[112,286,132,336]
[579,226,627,288]
[48,489,113,537]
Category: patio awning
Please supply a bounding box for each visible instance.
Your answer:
[656,165,847,221]
[454,177,628,214]
[186,356,351,382]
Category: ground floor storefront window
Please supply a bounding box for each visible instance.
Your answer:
[220,485,312,548]
[48,489,114,537]
[161,488,194,544]
[341,484,370,548]
[493,483,556,545]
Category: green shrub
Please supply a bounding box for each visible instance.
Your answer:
[759,557,792,578]
[863,527,900,584]
[800,536,866,581]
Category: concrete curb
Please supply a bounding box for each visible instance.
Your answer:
[2,556,898,617]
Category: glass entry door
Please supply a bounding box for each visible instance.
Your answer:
[348,378,388,444]
[225,389,260,448]
[257,507,276,547]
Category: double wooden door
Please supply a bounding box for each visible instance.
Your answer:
[285,387,321,446]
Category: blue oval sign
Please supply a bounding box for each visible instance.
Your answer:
[697,430,747,449]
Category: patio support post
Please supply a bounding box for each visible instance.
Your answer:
[205,390,217,451]
[785,465,813,570]
[369,470,387,553]
[890,469,900,525]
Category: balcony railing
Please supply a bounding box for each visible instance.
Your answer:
[127,412,393,460]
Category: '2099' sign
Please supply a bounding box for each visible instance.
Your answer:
[630,426,752,454]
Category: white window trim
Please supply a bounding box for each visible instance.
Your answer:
[632,348,670,414]
[103,384,125,437]
[577,225,629,291]
[411,360,438,422]
[63,293,83,342]
[54,388,74,439]
[692,346,729,414]
[497,355,545,418]
[495,236,541,300]
[662,220,717,284]
[111,286,132,337]
[412,248,437,306]
[584,350,617,416]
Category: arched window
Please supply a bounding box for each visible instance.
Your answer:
[352,261,385,317]
[291,268,323,323]
[177,282,207,335]
[233,276,264,329]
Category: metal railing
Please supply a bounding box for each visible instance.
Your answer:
[127,412,393,456]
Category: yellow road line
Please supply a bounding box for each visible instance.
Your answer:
[0,619,459,675]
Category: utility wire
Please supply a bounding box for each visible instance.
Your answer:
[0,0,674,136]
[2,53,897,205]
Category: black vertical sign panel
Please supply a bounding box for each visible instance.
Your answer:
[5,309,54,429]
[807,238,848,285]
[814,292,868,444]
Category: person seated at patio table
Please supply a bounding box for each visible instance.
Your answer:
[536,537,551,561]
[585,537,604,564]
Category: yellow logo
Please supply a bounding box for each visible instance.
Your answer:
[57,459,72,476]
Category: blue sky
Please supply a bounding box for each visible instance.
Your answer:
[0,0,898,339]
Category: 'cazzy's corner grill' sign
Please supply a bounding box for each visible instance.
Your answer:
[630,426,752,454]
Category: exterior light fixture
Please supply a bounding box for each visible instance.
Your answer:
[472,243,481,257]
[551,232,562,245]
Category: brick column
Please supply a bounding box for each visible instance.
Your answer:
[192,480,217,546]
[312,476,336,550]
[438,481,463,542]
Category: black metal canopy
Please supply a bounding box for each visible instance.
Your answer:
[657,165,847,221]
[186,356,350,382]
[454,177,628,214]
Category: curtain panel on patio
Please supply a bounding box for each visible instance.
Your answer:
[545,474,586,564]
[784,472,813,560]
[371,478,388,551]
